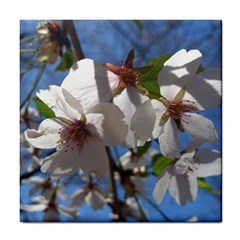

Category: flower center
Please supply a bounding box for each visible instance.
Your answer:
[57,118,90,152]
[167,99,198,120]
[117,66,140,87]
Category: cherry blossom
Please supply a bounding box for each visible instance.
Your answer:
[71,184,106,210]
[61,50,152,147]
[24,85,128,180]
[22,176,66,199]
[21,196,78,221]
[131,49,221,158]
[153,143,221,206]
[119,148,158,195]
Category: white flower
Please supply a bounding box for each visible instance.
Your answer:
[119,148,157,195]
[21,196,78,221]
[120,147,157,170]
[131,49,221,158]
[61,50,151,147]
[22,176,66,199]
[71,185,106,210]
[153,143,221,206]
[24,85,128,180]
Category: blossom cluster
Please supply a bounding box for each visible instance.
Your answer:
[22,48,221,221]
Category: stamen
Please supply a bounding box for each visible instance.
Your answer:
[57,118,90,152]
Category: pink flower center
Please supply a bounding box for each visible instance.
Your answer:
[57,120,90,152]
[117,66,139,87]
[167,99,198,123]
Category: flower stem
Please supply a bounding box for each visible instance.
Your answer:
[20,62,47,110]
[133,195,148,222]
[20,34,40,43]
[63,20,85,60]
[137,191,171,222]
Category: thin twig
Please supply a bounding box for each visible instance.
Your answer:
[20,49,38,53]
[20,62,47,109]
[20,51,38,81]
[133,195,148,222]
[20,34,40,43]
[20,167,41,181]
[137,191,171,222]
[105,147,120,216]
[63,20,85,60]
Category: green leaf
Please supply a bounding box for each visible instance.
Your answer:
[56,49,77,71]
[197,178,220,195]
[197,65,205,73]
[140,54,172,96]
[33,97,55,118]
[152,155,173,176]
[132,20,143,31]
[137,141,151,158]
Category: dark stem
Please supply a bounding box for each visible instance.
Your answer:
[20,166,41,181]
[105,147,121,216]
[63,20,85,60]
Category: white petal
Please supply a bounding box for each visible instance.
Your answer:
[187,216,198,222]
[71,188,87,207]
[31,195,48,204]
[41,147,80,178]
[181,113,218,141]
[61,59,119,111]
[37,85,82,120]
[113,86,149,147]
[151,100,166,138]
[24,118,63,149]
[57,205,78,218]
[183,68,221,110]
[21,203,47,212]
[21,176,44,184]
[185,139,204,153]
[85,113,104,139]
[119,151,133,169]
[153,165,173,204]
[193,149,221,177]
[87,103,128,146]
[62,88,84,114]
[131,100,156,142]
[169,173,198,205]
[159,118,181,159]
[56,185,66,200]
[158,49,202,100]
[85,189,106,210]
[40,152,57,173]
[79,137,109,180]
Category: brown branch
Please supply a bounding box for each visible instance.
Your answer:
[62,20,85,60]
